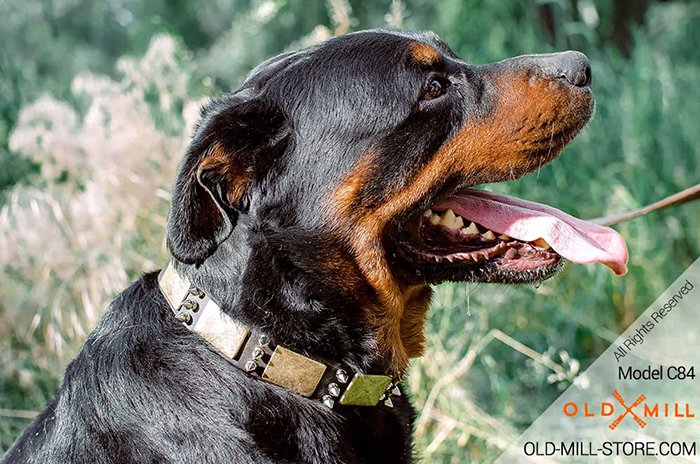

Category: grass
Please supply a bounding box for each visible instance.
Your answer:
[1,1,699,462]
[409,6,700,460]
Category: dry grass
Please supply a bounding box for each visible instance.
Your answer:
[0,36,205,420]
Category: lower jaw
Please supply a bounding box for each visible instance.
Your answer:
[396,239,564,285]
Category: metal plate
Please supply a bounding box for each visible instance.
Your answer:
[339,374,392,406]
[193,300,249,359]
[262,346,327,397]
[158,262,191,311]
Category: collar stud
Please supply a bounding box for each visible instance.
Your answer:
[336,369,349,383]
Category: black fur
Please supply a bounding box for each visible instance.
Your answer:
[3,29,593,463]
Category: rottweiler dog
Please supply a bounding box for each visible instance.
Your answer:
[3,29,627,463]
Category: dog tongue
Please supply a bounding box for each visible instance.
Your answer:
[435,189,628,275]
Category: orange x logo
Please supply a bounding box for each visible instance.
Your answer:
[609,390,646,430]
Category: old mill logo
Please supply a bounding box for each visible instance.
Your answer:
[563,390,694,430]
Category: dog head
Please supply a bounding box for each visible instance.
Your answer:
[166,30,625,373]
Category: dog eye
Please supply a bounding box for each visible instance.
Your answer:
[422,79,447,100]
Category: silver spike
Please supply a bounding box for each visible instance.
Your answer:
[322,395,335,408]
[175,312,192,324]
[252,347,264,360]
[244,360,258,372]
[328,383,340,397]
[383,397,394,408]
[391,386,401,397]
[181,299,199,312]
[258,335,269,347]
[188,287,205,298]
[335,369,349,384]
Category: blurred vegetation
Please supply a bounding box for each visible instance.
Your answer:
[1,0,699,462]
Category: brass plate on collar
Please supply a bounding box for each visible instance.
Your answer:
[262,346,327,397]
[158,262,190,310]
[193,300,249,359]
[339,374,391,406]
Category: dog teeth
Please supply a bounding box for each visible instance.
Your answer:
[461,222,479,235]
[425,209,511,245]
[533,238,551,250]
[437,209,455,228]
[438,209,463,230]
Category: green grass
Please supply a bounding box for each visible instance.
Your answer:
[1,1,699,461]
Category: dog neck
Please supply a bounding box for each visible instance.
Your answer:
[174,217,433,378]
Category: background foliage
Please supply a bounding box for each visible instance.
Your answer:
[1,1,699,462]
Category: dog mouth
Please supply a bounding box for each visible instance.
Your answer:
[396,188,628,284]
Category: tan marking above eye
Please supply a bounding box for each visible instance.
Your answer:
[409,42,441,67]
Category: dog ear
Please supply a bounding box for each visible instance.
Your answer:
[166,96,287,265]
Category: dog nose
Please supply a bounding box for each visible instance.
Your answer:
[549,51,591,87]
